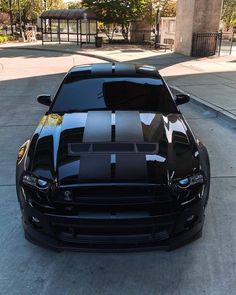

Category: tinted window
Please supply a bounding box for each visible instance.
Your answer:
[51,77,178,113]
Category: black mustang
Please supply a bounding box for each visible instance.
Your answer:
[16,63,210,251]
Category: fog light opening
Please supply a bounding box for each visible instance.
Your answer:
[184,215,197,229]
[29,216,42,229]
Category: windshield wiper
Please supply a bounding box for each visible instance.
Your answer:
[80,108,109,112]
[52,108,109,114]
[52,109,81,114]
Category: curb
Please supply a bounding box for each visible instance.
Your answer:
[3,45,118,63]
[170,85,236,126]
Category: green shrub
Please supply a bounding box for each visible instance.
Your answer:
[7,35,17,41]
[0,35,17,43]
[0,35,8,43]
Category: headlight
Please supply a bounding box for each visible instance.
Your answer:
[22,174,49,190]
[171,172,205,204]
[17,140,30,164]
[178,173,204,189]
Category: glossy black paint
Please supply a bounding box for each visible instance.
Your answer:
[16,63,210,251]
[37,94,51,106]
[175,94,190,106]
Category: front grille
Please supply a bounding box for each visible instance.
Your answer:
[52,185,176,215]
[54,185,173,204]
[51,217,172,244]
[48,185,176,245]
[58,232,170,244]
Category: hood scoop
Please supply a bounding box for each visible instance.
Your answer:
[68,143,159,155]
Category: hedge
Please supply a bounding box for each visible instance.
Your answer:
[0,35,17,44]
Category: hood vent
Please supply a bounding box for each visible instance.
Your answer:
[68,143,159,155]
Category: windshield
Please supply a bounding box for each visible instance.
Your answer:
[51,76,178,113]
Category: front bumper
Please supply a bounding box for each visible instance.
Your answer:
[22,200,205,252]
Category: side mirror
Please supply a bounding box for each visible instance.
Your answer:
[175,94,190,106]
[37,94,51,106]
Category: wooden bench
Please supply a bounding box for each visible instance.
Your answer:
[143,38,174,51]
[154,43,173,51]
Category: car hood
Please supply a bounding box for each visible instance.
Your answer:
[29,111,199,185]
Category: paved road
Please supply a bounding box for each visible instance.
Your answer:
[0,48,236,295]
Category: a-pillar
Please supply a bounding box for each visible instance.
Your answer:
[174,0,223,56]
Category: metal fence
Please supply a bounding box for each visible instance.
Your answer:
[191,32,220,57]
[191,31,236,57]
[219,32,235,55]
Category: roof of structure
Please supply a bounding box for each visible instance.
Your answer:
[40,9,96,20]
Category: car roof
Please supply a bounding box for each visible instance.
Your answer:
[67,63,161,79]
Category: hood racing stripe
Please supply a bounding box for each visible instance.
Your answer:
[80,111,112,180]
[83,111,112,142]
[79,154,111,180]
[91,63,113,75]
[115,111,147,180]
[116,154,147,180]
[79,110,147,181]
[115,111,144,142]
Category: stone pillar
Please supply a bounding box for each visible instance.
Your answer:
[130,21,151,43]
[174,0,223,56]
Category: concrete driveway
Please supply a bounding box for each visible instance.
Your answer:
[0,48,236,295]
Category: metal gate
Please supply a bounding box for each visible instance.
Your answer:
[191,31,236,57]
[191,32,220,57]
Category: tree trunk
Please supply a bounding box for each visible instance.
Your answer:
[22,9,27,31]
[121,24,129,42]
[9,10,14,35]
[9,0,14,35]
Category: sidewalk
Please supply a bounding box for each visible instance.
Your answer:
[2,41,236,123]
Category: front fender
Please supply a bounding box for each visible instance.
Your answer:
[197,141,210,207]
[16,140,30,209]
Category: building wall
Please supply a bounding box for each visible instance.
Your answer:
[160,17,176,44]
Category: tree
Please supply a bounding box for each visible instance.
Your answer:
[46,0,65,10]
[82,0,151,40]
[222,0,236,31]
[161,0,176,17]
[0,0,66,34]
[67,1,82,9]
[18,0,65,26]
[0,0,16,35]
[0,12,10,25]
[19,0,42,26]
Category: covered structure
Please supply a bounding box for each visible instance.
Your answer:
[40,9,97,47]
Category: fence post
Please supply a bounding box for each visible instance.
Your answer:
[191,33,195,56]
[229,31,234,55]
[41,18,44,45]
[218,31,222,56]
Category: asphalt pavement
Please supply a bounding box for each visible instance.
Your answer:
[0,48,236,295]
